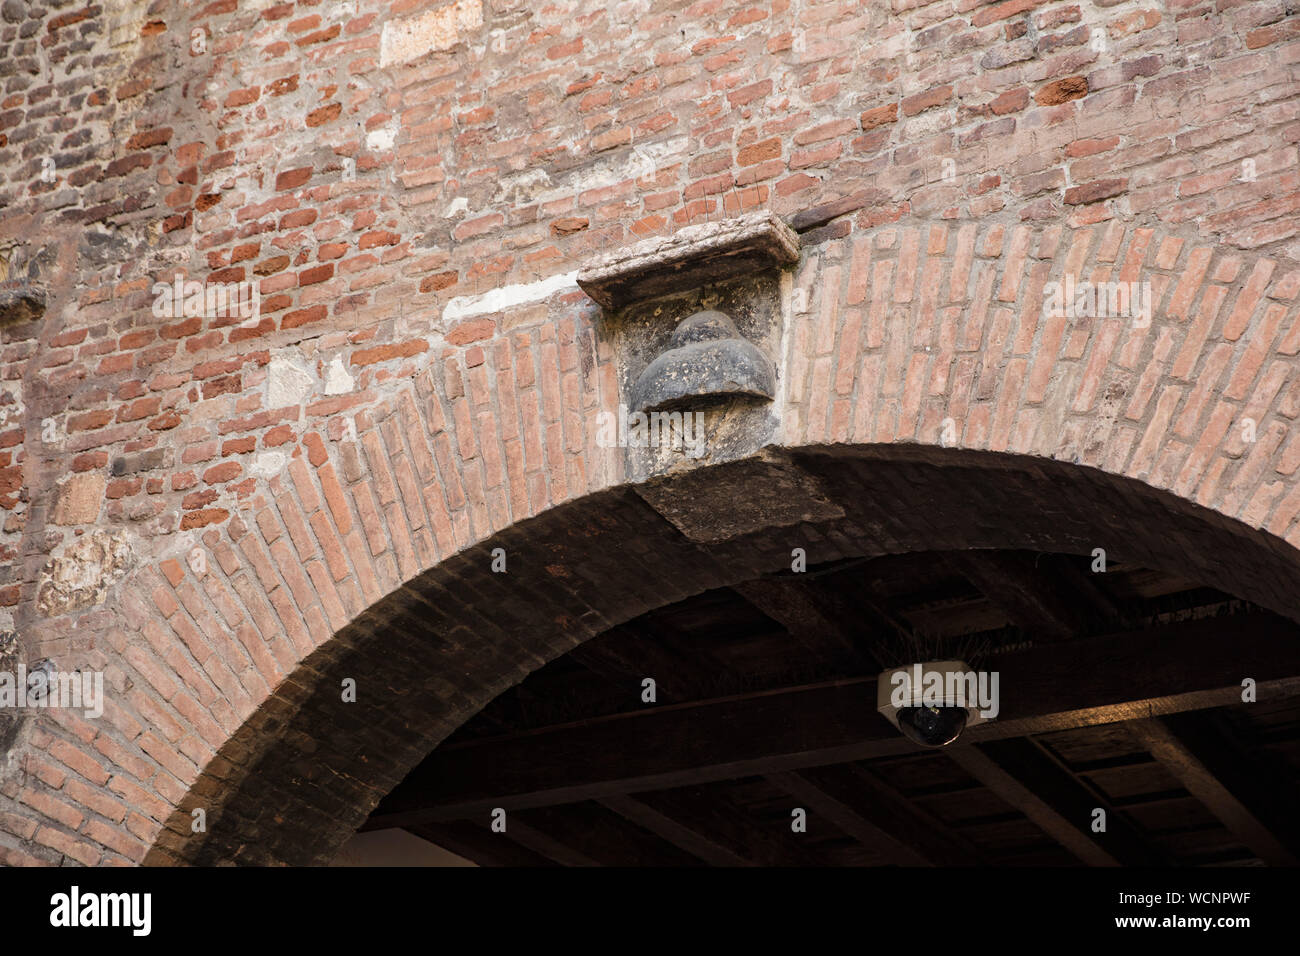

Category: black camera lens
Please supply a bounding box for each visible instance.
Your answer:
[897,704,967,748]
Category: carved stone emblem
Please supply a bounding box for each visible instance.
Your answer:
[578,212,800,479]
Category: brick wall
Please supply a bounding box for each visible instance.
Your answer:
[0,0,1298,864]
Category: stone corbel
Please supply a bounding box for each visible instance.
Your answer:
[576,212,802,478]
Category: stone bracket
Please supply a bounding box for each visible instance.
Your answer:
[576,211,800,311]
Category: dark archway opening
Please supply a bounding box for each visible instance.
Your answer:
[365,549,1300,866]
[148,446,1300,866]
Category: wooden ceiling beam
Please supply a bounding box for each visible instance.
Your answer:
[732,578,883,670]
[491,818,603,867]
[1125,714,1299,865]
[767,765,982,865]
[629,786,822,866]
[947,739,1161,866]
[597,794,754,867]
[947,551,1095,641]
[766,770,929,866]
[511,802,706,867]
[365,612,1300,829]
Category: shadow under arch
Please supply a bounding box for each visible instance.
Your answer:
[146,443,1300,865]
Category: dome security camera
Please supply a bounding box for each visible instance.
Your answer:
[876,660,996,748]
[896,703,968,748]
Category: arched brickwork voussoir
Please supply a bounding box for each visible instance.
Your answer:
[6,0,1300,867]
[8,215,1300,868]
[143,441,1300,866]
[784,219,1300,546]
[133,215,1300,866]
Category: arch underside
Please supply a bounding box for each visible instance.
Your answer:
[146,445,1300,865]
[377,549,1297,866]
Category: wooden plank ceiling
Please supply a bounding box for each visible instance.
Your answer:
[362,550,1300,866]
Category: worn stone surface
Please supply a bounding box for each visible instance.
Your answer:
[631,311,776,413]
[266,354,315,409]
[0,285,45,326]
[578,212,800,311]
[35,531,134,618]
[380,0,483,67]
[323,356,354,396]
[613,272,787,481]
[634,451,845,543]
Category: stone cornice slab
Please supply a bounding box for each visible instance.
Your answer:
[577,211,800,310]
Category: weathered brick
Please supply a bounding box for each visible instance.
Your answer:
[3,0,1298,876]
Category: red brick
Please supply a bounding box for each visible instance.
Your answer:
[859,103,898,131]
[901,85,953,116]
[1064,178,1127,205]
[180,508,230,530]
[358,230,401,249]
[1035,76,1088,105]
[738,138,782,166]
[306,102,342,127]
[351,340,428,366]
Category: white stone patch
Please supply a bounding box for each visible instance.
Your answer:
[366,125,397,151]
[536,137,689,205]
[444,196,469,218]
[250,451,288,480]
[495,168,553,204]
[487,27,512,55]
[0,378,23,429]
[267,355,315,408]
[380,0,483,67]
[106,0,151,48]
[36,530,134,617]
[324,356,355,395]
[442,271,579,322]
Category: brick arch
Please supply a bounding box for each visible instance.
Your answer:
[151,216,1300,865]
[143,442,1300,866]
[783,218,1300,537]
[6,0,1300,870]
[7,215,1300,867]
